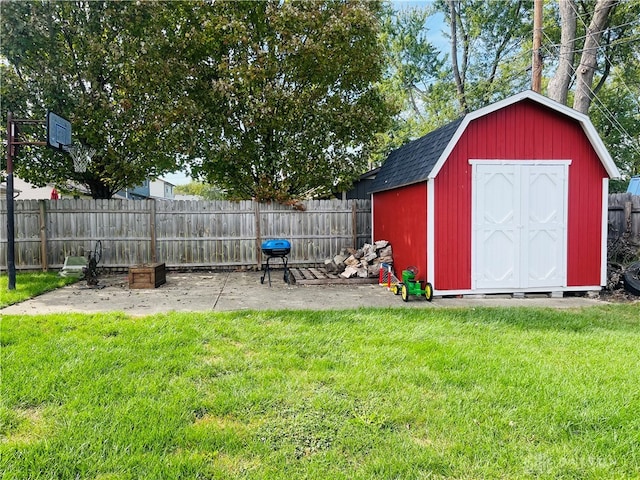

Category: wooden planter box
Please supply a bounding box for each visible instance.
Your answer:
[128,263,166,289]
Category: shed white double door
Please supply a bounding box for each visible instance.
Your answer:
[471,161,569,290]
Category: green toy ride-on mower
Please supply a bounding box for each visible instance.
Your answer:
[399,266,434,302]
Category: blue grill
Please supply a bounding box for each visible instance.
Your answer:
[260,239,292,286]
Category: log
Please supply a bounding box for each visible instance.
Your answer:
[341,265,359,278]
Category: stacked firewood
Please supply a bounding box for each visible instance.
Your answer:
[324,240,393,278]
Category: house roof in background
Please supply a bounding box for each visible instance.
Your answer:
[156,177,175,187]
[358,167,380,180]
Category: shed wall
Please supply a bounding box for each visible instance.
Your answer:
[373,183,428,280]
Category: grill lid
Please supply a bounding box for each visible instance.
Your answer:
[261,239,291,256]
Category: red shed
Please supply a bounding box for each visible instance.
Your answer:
[370,91,620,297]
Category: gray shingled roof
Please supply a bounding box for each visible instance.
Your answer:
[370,117,464,193]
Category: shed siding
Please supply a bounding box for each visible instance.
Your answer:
[434,99,606,290]
[433,145,472,290]
[373,183,428,280]
[565,123,608,286]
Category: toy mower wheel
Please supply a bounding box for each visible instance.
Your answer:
[391,284,400,295]
[424,282,434,302]
[401,283,410,302]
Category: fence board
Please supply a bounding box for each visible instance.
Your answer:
[608,193,640,245]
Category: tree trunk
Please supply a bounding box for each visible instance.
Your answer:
[547,0,576,104]
[573,0,616,114]
[448,0,467,113]
[531,0,543,92]
[87,178,115,199]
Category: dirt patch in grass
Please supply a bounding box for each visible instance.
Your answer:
[2,407,48,445]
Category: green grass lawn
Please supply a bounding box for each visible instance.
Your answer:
[0,272,77,308]
[1,305,639,479]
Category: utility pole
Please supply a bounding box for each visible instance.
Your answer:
[532,0,543,92]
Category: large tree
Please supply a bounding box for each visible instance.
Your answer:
[1,1,195,198]
[181,1,392,201]
[380,6,444,124]
[370,0,534,163]
[546,0,577,105]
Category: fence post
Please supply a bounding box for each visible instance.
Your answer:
[149,199,157,263]
[254,201,262,271]
[351,201,357,248]
[39,199,48,271]
[624,201,632,236]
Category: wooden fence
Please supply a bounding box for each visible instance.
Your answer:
[2,194,638,272]
[608,193,640,245]
[0,198,371,271]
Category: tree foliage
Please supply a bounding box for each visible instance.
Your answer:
[369,5,451,166]
[589,68,640,177]
[1,1,193,198]
[375,0,535,160]
[182,1,392,201]
[174,181,226,201]
[380,6,444,123]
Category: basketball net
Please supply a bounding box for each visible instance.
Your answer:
[65,143,96,173]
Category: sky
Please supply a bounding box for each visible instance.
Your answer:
[163,170,191,186]
[164,1,447,186]
[396,1,448,49]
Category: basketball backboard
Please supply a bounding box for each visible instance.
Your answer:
[47,111,72,150]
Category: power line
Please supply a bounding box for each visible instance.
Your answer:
[543,31,640,53]
[542,19,640,53]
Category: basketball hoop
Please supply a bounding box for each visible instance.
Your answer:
[65,143,95,173]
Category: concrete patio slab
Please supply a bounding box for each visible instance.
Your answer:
[1,271,608,316]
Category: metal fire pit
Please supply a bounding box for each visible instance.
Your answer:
[260,239,291,286]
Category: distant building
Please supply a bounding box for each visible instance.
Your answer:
[150,178,175,199]
[118,178,175,200]
[336,167,380,200]
[0,176,59,200]
[1,176,177,200]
